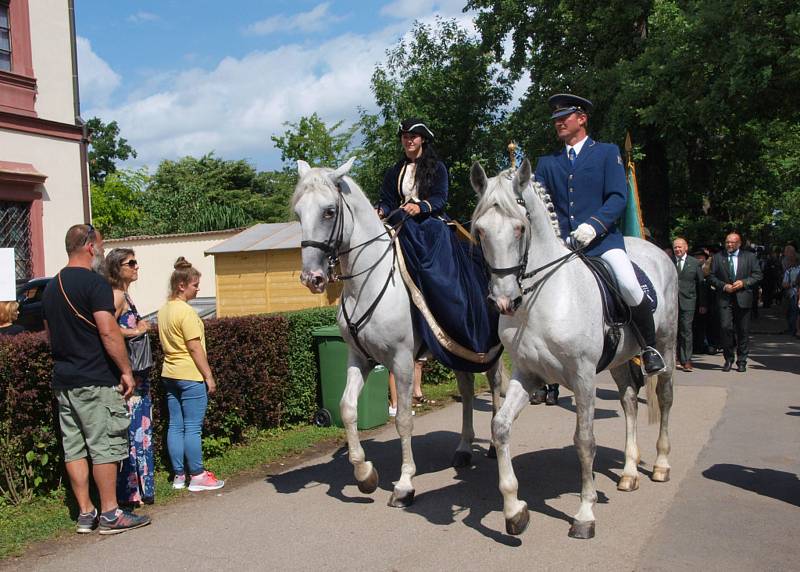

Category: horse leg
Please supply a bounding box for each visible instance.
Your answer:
[341,357,379,494]
[652,372,673,482]
[611,364,640,492]
[388,357,417,507]
[492,376,531,535]
[485,359,507,459]
[569,377,598,539]
[452,370,475,467]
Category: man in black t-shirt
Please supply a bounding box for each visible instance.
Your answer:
[42,224,150,535]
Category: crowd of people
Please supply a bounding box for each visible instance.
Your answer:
[3,224,225,536]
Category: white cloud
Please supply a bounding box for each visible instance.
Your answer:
[244,3,342,37]
[76,36,121,110]
[127,11,159,24]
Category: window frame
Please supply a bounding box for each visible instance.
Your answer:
[0,1,10,72]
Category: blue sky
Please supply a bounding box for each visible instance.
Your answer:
[75,0,491,171]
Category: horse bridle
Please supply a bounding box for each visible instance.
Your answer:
[482,182,587,299]
[299,182,407,361]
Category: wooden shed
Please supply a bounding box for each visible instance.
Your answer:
[206,222,341,317]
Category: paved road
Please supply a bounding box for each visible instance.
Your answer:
[4,309,798,571]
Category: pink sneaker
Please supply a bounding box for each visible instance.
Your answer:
[188,470,225,492]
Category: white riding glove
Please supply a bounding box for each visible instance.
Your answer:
[570,223,597,247]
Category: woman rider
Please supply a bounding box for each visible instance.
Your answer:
[375,118,500,373]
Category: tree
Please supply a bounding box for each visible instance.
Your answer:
[357,17,513,221]
[86,117,138,185]
[271,113,360,168]
[90,169,148,237]
[467,0,800,246]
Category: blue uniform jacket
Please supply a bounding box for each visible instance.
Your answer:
[534,138,628,256]
[377,159,448,218]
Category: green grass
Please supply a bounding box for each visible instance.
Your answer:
[0,424,343,559]
[0,375,490,560]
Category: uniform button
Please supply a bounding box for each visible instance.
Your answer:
[570,215,574,219]
[568,174,573,180]
[569,188,574,193]
[570,201,574,206]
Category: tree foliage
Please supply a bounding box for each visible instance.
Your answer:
[86,117,138,185]
[467,0,800,246]
[357,17,513,221]
[90,169,148,238]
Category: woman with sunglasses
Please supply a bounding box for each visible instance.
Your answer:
[103,248,155,507]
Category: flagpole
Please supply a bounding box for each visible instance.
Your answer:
[624,132,646,239]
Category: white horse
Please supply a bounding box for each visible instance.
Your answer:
[470,159,677,539]
[292,158,506,507]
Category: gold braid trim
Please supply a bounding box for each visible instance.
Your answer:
[390,227,502,364]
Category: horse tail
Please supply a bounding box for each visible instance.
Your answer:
[646,374,660,425]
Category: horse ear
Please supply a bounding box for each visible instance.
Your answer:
[514,158,532,191]
[470,161,488,197]
[297,160,311,177]
[329,156,356,184]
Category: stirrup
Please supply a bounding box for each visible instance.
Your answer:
[640,346,666,375]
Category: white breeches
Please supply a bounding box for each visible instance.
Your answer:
[600,248,645,306]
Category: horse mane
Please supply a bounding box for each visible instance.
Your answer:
[290,169,366,212]
[472,167,562,242]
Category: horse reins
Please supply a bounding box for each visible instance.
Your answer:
[299,183,410,361]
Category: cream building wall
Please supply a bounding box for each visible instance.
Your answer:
[1,131,85,274]
[28,0,76,123]
[104,230,240,316]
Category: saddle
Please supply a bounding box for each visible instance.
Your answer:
[582,256,658,374]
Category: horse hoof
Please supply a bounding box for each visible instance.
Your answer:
[357,466,379,494]
[568,520,595,539]
[505,505,530,536]
[617,475,640,492]
[452,451,472,468]
[651,467,671,482]
[486,444,497,459]
[388,489,415,508]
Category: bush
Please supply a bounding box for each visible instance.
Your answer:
[421,358,456,385]
[281,306,338,423]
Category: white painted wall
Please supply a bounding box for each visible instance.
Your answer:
[104,231,239,316]
[1,130,85,275]
[27,0,76,124]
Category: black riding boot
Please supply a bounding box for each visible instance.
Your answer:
[545,384,559,406]
[630,299,666,374]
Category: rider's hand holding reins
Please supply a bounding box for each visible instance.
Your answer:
[570,223,596,247]
[401,202,421,216]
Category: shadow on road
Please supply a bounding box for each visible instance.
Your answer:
[267,430,630,545]
[702,464,800,507]
[787,406,800,417]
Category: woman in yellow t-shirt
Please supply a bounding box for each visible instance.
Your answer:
[157,257,224,492]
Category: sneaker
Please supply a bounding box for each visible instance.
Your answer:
[76,508,98,534]
[188,470,225,492]
[172,474,186,489]
[388,406,413,417]
[98,509,151,535]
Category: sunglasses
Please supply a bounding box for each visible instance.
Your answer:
[121,259,139,268]
[83,223,96,246]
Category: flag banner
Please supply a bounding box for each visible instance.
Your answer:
[621,160,645,238]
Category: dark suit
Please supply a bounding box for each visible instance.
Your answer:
[708,249,763,365]
[534,138,627,257]
[673,255,707,365]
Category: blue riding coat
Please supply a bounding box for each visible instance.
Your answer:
[378,159,501,372]
[534,137,628,257]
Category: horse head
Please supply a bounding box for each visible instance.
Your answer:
[293,157,356,294]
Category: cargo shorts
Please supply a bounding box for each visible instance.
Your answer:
[55,385,130,464]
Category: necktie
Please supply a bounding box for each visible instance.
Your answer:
[568,148,577,165]
[728,254,735,278]
[678,258,684,273]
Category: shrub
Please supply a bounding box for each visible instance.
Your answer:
[421,358,456,385]
[281,306,338,423]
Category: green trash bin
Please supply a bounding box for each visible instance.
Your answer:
[312,325,389,430]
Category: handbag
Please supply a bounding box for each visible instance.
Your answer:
[123,293,154,372]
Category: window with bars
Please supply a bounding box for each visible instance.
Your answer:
[0,200,32,281]
[0,2,10,72]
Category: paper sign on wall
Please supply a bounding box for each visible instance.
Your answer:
[0,249,16,301]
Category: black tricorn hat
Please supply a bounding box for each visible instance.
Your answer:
[548,94,593,119]
[397,117,435,140]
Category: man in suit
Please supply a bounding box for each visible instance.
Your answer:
[532,94,665,406]
[672,237,707,371]
[707,233,763,371]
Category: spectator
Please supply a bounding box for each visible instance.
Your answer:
[0,301,24,336]
[761,247,782,308]
[708,232,763,372]
[157,257,224,492]
[103,248,155,507]
[41,223,150,535]
[672,238,707,371]
[781,245,800,336]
